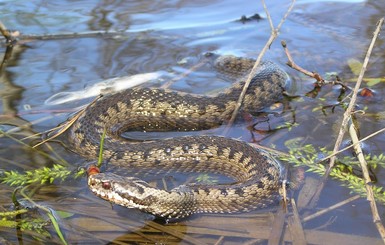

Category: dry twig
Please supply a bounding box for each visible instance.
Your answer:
[0,20,17,44]
[281,40,349,90]
[287,199,306,245]
[327,17,384,172]
[302,195,360,222]
[308,18,384,208]
[348,118,385,242]
[281,16,385,242]
[317,126,385,163]
[224,0,296,132]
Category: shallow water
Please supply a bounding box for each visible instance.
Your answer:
[1,0,385,244]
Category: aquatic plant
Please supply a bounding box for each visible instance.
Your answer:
[280,138,385,204]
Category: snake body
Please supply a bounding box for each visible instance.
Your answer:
[67,55,288,219]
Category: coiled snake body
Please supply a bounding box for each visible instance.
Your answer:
[67,55,288,219]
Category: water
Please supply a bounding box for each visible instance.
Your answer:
[0,0,385,244]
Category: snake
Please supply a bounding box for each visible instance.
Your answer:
[66,54,288,219]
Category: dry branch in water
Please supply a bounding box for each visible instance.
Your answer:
[327,17,383,174]
[316,20,385,233]
[281,40,349,91]
[0,20,17,45]
[348,118,385,241]
[283,17,385,242]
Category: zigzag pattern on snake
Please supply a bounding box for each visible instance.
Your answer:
[65,55,288,219]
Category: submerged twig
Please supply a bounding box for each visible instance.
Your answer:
[302,195,360,222]
[224,0,295,132]
[268,205,286,245]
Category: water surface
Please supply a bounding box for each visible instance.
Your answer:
[0,0,385,244]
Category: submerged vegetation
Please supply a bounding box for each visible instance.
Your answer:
[280,138,385,204]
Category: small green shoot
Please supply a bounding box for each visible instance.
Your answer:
[97,127,107,168]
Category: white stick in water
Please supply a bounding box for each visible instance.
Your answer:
[44,71,170,105]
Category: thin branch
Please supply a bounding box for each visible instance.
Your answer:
[308,17,384,208]
[281,40,323,81]
[224,0,295,132]
[348,118,385,242]
[302,195,360,222]
[317,126,385,163]
[0,29,127,42]
[263,0,275,32]
[281,40,349,90]
[327,17,384,173]
[33,95,101,148]
[0,20,17,71]
[0,20,16,44]
[287,199,306,245]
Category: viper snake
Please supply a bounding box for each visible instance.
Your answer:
[66,55,288,219]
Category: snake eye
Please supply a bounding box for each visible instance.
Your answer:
[101,181,112,190]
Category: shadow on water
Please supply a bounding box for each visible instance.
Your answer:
[1,0,385,244]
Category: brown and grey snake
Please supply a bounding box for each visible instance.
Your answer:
[66,55,288,219]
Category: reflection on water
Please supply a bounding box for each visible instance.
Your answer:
[0,0,385,244]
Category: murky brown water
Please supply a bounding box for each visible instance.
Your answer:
[1,0,385,244]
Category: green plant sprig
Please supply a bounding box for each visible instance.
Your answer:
[1,164,74,186]
[0,163,88,187]
[280,138,385,204]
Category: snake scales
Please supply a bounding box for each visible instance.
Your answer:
[67,55,288,219]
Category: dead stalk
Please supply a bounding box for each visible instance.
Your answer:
[327,18,384,174]
[224,0,295,133]
[309,18,384,208]
[348,118,385,242]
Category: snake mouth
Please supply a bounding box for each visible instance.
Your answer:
[88,173,153,210]
[88,175,110,198]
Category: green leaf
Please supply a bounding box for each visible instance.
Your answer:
[98,128,107,167]
[55,210,75,219]
[0,219,17,228]
[47,211,68,245]
[348,58,362,76]
[367,78,381,87]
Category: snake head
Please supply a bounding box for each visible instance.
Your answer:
[88,172,154,209]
